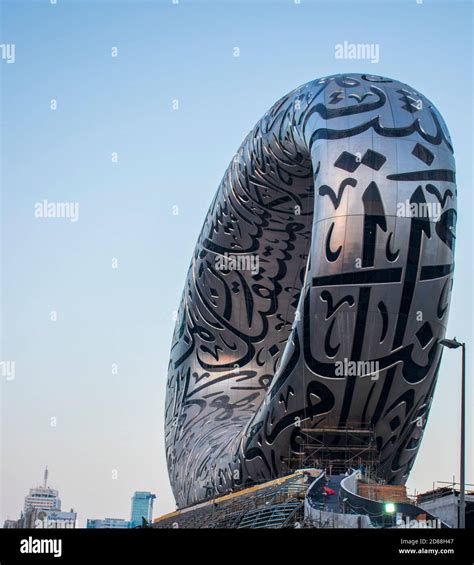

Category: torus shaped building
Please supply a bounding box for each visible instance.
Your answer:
[165,74,457,509]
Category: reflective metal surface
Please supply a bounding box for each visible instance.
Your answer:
[165,74,457,508]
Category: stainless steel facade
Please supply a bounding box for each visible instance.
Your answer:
[165,74,457,508]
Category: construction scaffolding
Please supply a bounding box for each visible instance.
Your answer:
[153,470,319,529]
[282,422,380,478]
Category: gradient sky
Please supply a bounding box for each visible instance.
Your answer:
[1,0,472,527]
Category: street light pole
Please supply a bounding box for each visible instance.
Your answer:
[440,338,466,529]
[460,342,466,529]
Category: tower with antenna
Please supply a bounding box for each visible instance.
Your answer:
[23,466,61,513]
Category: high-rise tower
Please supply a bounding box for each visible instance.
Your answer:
[130,492,156,527]
[23,466,61,513]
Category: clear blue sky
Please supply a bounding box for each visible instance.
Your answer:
[1,0,472,526]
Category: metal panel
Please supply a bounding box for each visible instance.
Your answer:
[165,74,457,508]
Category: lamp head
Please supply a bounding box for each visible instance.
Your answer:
[440,338,462,349]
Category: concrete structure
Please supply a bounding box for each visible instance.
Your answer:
[304,508,372,529]
[166,73,457,508]
[418,487,474,528]
[153,468,448,529]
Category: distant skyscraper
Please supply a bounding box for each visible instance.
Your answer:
[86,518,130,529]
[130,492,156,527]
[23,467,61,513]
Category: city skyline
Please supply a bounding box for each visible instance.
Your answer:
[3,467,156,529]
[3,467,77,529]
